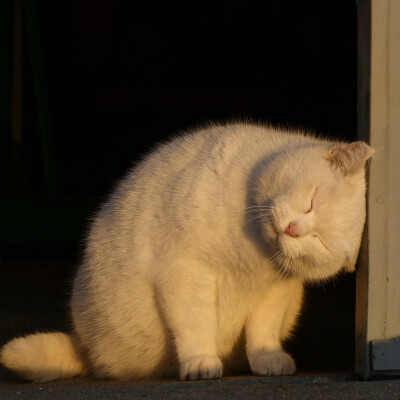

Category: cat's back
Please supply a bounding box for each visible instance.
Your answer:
[106,123,307,204]
[88,123,315,254]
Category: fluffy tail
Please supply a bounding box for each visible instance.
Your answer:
[0,332,86,382]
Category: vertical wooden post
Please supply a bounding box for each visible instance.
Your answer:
[356,0,400,378]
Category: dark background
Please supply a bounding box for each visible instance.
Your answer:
[0,0,356,374]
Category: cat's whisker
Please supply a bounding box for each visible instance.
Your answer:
[244,205,275,210]
[275,264,285,282]
[269,248,293,282]
[269,249,283,264]
[282,257,293,280]
[242,211,273,218]
[241,208,274,216]
[274,256,289,282]
[314,234,331,253]
[244,213,272,224]
[269,254,280,264]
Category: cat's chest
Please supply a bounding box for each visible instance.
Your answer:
[214,267,272,355]
[217,268,271,303]
[215,262,273,316]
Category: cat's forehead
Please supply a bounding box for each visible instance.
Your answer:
[282,151,340,193]
[278,146,334,178]
[254,143,341,203]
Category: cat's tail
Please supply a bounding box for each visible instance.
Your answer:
[0,332,86,382]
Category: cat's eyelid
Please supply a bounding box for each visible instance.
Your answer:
[305,186,319,214]
[312,186,319,202]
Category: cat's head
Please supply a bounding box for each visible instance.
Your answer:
[252,140,374,282]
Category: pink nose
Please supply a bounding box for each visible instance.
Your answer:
[285,221,298,237]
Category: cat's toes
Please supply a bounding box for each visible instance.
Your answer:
[250,351,296,376]
[180,355,223,380]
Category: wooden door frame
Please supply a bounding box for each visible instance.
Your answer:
[356,0,400,378]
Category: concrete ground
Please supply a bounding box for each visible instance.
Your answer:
[2,367,400,400]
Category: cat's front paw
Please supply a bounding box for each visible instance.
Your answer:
[250,351,296,376]
[180,355,223,380]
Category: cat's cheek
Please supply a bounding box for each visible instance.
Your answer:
[342,251,358,273]
[278,235,303,259]
[262,222,279,241]
[343,263,356,273]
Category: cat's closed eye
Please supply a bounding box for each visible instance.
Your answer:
[305,187,318,214]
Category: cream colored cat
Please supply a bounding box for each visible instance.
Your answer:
[1,123,374,382]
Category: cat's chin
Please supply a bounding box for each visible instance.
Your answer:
[263,225,342,281]
[268,236,344,282]
[272,255,344,282]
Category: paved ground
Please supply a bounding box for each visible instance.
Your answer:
[2,367,400,400]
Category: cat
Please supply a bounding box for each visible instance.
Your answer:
[0,123,374,382]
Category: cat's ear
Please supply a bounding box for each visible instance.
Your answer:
[325,141,374,176]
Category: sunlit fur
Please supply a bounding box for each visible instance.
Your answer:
[0,123,373,382]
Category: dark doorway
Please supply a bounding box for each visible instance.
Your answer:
[0,1,356,373]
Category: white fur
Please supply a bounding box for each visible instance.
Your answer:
[0,333,85,382]
[0,123,373,382]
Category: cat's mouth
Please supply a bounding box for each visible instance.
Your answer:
[268,227,343,282]
[265,216,331,255]
[312,234,330,252]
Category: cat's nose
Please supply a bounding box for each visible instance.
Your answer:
[285,221,298,237]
